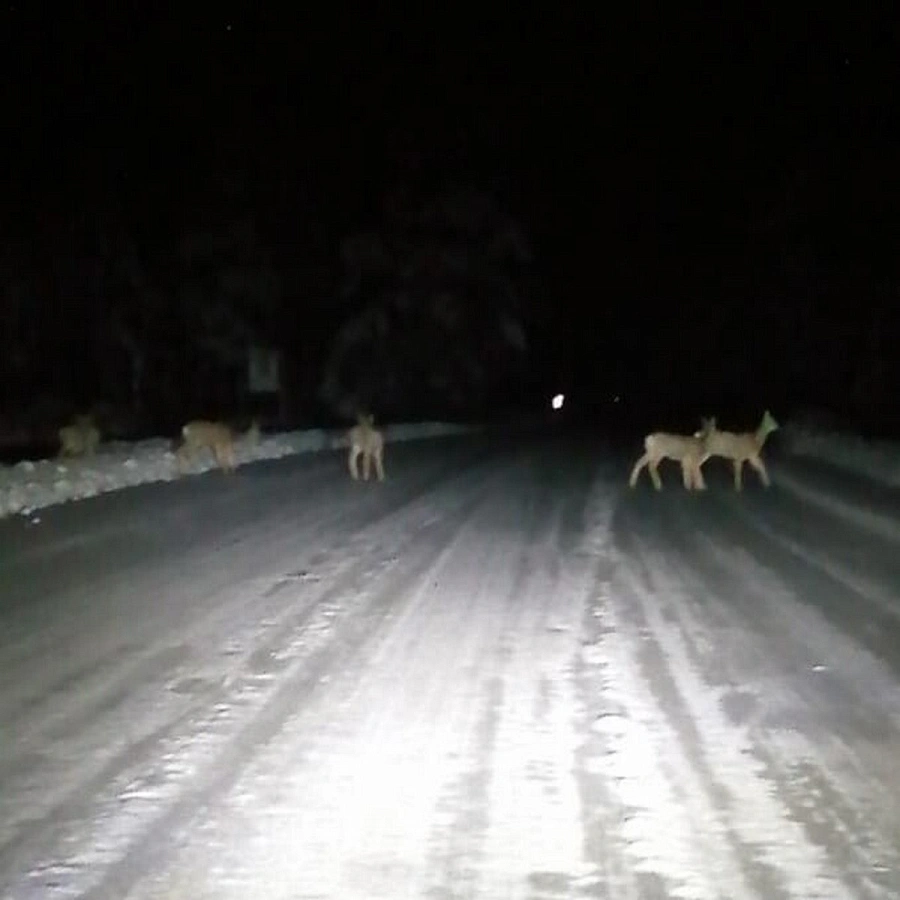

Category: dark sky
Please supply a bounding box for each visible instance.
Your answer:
[9,8,880,211]
[4,6,899,415]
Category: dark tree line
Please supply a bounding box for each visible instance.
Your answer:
[1,181,534,444]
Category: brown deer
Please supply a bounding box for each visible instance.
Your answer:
[629,417,715,490]
[700,410,779,491]
[347,413,385,482]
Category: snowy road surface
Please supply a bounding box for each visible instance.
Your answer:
[2,432,900,899]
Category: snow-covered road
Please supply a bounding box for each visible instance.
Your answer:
[1,432,899,899]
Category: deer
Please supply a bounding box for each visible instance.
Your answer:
[176,420,237,474]
[699,410,779,491]
[628,417,715,491]
[58,414,101,458]
[347,412,385,482]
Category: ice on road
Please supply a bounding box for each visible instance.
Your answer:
[1,433,899,899]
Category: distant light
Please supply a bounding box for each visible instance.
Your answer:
[551,393,564,411]
[613,394,621,403]
[226,23,232,31]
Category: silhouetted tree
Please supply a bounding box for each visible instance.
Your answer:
[320,186,531,419]
[176,217,282,416]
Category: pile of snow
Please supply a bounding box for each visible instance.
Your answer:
[0,422,475,521]
[781,416,900,487]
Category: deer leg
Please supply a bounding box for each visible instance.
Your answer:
[749,455,770,487]
[628,454,649,488]
[692,460,707,490]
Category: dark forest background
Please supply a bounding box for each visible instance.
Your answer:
[2,6,899,450]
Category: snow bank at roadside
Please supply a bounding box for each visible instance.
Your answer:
[0,422,476,521]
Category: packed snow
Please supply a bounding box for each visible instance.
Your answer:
[3,413,900,897]
[780,417,900,487]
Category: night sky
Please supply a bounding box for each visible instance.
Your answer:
[4,7,899,435]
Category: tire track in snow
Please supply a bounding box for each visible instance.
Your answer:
[619,552,854,899]
[721,490,900,664]
[0,454,508,900]
[68,460,512,900]
[476,477,597,899]
[610,490,900,897]
[659,500,900,897]
[586,493,861,898]
[0,448,499,792]
[113,457,538,900]
[773,461,900,547]
[0,438,493,676]
[586,576,757,900]
[117,443,606,899]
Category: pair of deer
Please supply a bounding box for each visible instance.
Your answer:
[175,414,386,481]
[629,410,779,491]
